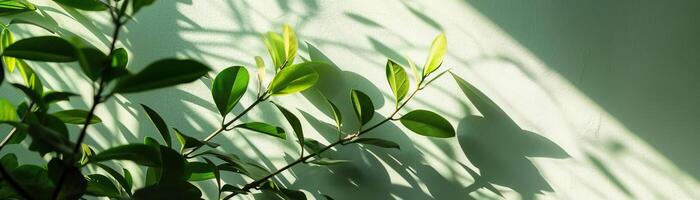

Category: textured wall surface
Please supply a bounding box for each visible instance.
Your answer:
[1,0,698,199]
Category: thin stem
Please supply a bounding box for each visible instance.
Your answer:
[236,79,426,195]
[0,102,35,152]
[0,164,33,200]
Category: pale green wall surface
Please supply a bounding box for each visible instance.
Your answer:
[1,0,699,199]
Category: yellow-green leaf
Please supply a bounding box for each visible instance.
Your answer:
[268,62,320,95]
[283,24,297,67]
[386,60,409,105]
[422,33,447,76]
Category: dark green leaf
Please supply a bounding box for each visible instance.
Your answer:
[4,165,52,199]
[351,89,374,125]
[234,122,285,140]
[43,91,77,104]
[47,158,87,200]
[302,139,323,155]
[268,62,321,95]
[27,114,73,156]
[92,144,162,167]
[132,0,155,15]
[347,138,400,149]
[10,83,41,108]
[322,194,336,200]
[174,128,218,153]
[85,174,120,197]
[133,182,202,200]
[3,36,77,62]
[113,59,210,93]
[0,153,18,171]
[212,66,249,116]
[386,60,409,104]
[203,157,220,194]
[77,47,108,81]
[158,145,190,183]
[400,110,455,138]
[96,163,133,196]
[0,0,36,16]
[51,109,102,124]
[273,103,303,149]
[111,48,128,69]
[141,104,171,147]
[325,98,342,130]
[186,162,215,181]
[53,0,107,11]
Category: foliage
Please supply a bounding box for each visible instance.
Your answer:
[0,0,563,199]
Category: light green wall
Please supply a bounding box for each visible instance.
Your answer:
[1,0,698,199]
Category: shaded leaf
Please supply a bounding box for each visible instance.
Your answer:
[114,59,210,94]
[96,163,133,196]
[158,145,190,183]
[3,165,51,199]
[273,103,303,149]
[47,158,87,200]
[422,33,447,76]
[309,158,350,165]
[400,110,455,138]
[141,104,171,147]
[234,122,286,140]
[76,47,108,81]
[3,36,77,62]
[51,109,102,124]
[174,128,218,153]
[53,0,107,11]
[351,90,374,125]
[186,162,215,181]
[43,91,77,105]
[133,182,202,200]
[85,174,120,197]
[0,153,18,171]
[26,114,73,156]
[386,59,409,104]
[92,144,162,167]
[347,138,400,149]
[268,62,321,95]
[212,66,249,116]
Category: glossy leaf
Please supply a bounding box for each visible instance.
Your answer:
[51,109,102,124]
[263,31,285,69]
[212,66,249,116]
[268,62,321,95]
[113,59,210,94]
[92,144,162,167]
[3,36,77,62]
[96,163,133,196]
[85,174,120,197]
[273,103,303,149]
[0,0,36,16]
[234,122,286,140]
[283,24,297,66]
[351,90,374,125]
[400,110,455,138]
[187,162,215,181]
[347,138,400,149]
[77,47,108,81]
[142,104,171,147]
[1,27,16,72]
[422,33,447,76]
[111,48,128,69]
[53,0,107,11]
[386,59,409,104]
[0,98,18,121]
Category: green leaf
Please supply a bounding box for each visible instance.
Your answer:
[0,98,18,121]
[47,158,87,200]
[132,0,156,15]
[0,153,18,171]
[268,62,321,95]
[0,0,36,16]
[263,31,285,69]
[283,24,297,66]
[255,55,265,93]
[53,0,107,11]
[212,66,249,116]
[158,145,190,183]
[113,59,210,94]
[80,144,96,165]
[77,47,108,81]
[174,128,218,153]
[186,162,215,181]
[92,144,162,167]
[422,33,447,76]
[309,158,350,165]
[133,182,202,200]
[386,59,409,104]
[302,139,323,155]
[5,165,52,199]
[141,104,171,147]
[325,98,342,130]
[273,103,303,149]
[43,91,77,105]
[322,194,336,200]
[10,83,40,106]
[26,115,73,156]
[400,110,455,138]
[96,163,133,196]
[351,90,374,125]
[3,36,77,62]
[17,60,42,96]
[203,157,221,195]
[234,122,286,140]
[85,174,120,197]
[111,48,128,69]
[1,27,16,72]
[51,109,102,124]
[347,138,400,149]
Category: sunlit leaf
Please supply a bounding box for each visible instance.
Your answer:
[111,48,128,69]
[325,98,342,130]
[234,122,286,140]
[400,110,454,138]
[92,144,162,167]
[422,33,447,76]
[283,24,297,67]
[187,162,215,181]
[255,56,265,93]
[263,31,285,70]
[0,0,36,16]
[1,27,16,72]
[212,66,249,116]
[17,60,42,96]
[142,104,171,147]
[347,138,400,149]
[85,174,120,197]
[386,59,409,104]
[3,36,77,62]
[51,109,102,124]
[0,98,18,121]
[351,90,374,125]
[114,59,210,94]
[268,62,321,95]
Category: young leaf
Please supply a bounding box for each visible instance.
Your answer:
[111,48,128,69]
[255,56,265,93]
[52,0,108,11]
[3,36,77,62]
[17,60,43,96]
[77,47,109,81]
[0,98,18,121]
[386,60,409,104]
[400,110,455,138]
[268,62,321,95]
[0,0,36,16]
[1,27,16,72]
[141,104,171,147]
[273,103,304,149]
[347,138,400,149]
[283,24,297,66]
[422,33,447,76]
[212,66,249,116]
[113,59,210,94]
[92,144,162,167]
[263,31,285,69]
[85,174,121,197]
[351,90,374,125]
[51,109,102,124]
[96,163,133,196]
[234,122,286,140]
